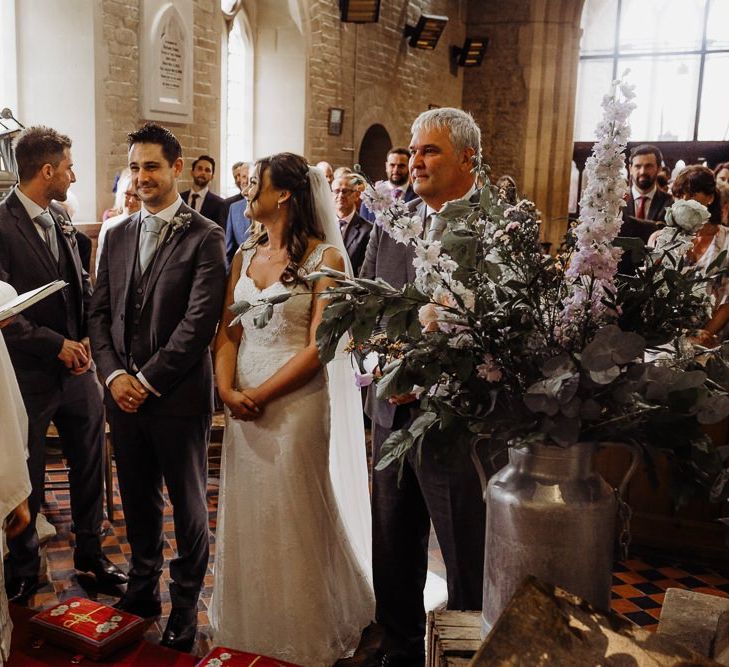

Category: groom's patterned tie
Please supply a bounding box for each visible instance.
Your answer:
[139,216,165,273]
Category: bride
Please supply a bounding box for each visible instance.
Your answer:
[210,153,374,665]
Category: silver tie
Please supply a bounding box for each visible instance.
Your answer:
[426,214,447,242]
[139,215,166,273]
[35,212,60,261]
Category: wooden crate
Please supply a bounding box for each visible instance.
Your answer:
[426,610,481,667]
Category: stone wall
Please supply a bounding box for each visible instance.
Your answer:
[304,0,467,174]
[464,0,585,249]
[95,0,224,218]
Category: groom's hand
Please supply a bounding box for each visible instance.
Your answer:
[110,373,149,413]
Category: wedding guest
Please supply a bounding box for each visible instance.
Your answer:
[89,123,226,653]
[672,165,723,223]
[619,144,674,274]
[0,126,125,605]
[211,153,373,664]
[224,162,252,269]
[316,160,334,186]
[360,107,486,667]
[333,172,372,276]
[96,168,141,276]
[221,161,250,231]
[496,174,518,204]
[360,147,417,223]
[650,165,729,346]
[0,303,31,665]
[715,162,729,189]
[180,154,226,227]
[719,184,729,226]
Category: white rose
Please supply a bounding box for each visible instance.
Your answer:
[665,199,711,233]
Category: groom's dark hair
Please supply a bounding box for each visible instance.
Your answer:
[127,123,182,166]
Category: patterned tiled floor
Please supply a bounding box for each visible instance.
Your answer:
[11,447,729,658]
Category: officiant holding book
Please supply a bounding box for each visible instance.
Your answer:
[0,126,127,604]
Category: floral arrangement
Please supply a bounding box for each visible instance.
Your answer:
[232,77,729,502]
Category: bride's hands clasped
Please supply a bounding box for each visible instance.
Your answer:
[222,387,263,421]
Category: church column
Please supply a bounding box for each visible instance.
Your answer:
[464,0,585,251]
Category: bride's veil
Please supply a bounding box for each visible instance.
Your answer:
[308,166,373,585]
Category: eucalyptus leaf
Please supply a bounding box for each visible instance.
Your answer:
[589,366,621,384]
[376,361,408,400]
[253,303,274,329]
[438,199,474,220]
[264,291,292,305]
[697,394,729,425]
[375,429,414,471]
[229,299,252,316]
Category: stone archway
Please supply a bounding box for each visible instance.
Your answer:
[357,124,392,182]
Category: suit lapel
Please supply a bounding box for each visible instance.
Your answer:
[120,212,142,305]
[7,195,58,278]
[648,191,665,220]
[51,210,82,295]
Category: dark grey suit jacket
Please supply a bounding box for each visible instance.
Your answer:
[359,193,480,428]
[180,189,226,228]
[0,190,90,392]
[342,211,373,277]
[88,203,226,416]
[359,198,423,428]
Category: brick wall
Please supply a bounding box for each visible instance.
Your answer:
[95,0,223,218]
[463,0,584,248]
[304,0,467,173]
[462,1,531,187]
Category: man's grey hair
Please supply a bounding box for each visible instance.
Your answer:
[411,107,482,169]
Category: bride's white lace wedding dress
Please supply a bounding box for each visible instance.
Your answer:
[210,243,374,666]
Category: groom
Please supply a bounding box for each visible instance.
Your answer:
[89,123,226,652]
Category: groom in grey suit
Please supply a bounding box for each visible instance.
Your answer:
[360,108,486,667]
[89,123,225,653]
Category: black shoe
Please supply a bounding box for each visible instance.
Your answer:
[160,607,197,653]
[74,553,129,585]
[379,651,425,667]
[113,595,162,618]
[5,576,40,605]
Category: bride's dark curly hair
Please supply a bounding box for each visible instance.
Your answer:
[244,152,325,285]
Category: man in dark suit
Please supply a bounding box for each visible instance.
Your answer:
[180,154,226,228]
[0,126,127,604]
[618,144,673,274]
[360,108,486,667]
[89,124,226,652]
[360,147,418,223]
[333,173,372,276]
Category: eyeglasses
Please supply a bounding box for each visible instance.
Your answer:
[332,188,355,195]
[124,191,140,201]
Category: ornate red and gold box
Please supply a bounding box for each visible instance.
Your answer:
[28,597,146,660]
[196,647,300,666]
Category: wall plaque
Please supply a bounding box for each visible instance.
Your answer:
[140,0,193,123]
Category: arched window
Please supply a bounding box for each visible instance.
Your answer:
[221,9,254,197]
[575,0,729,142]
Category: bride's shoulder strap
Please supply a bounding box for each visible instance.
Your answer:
[303,242,337,272]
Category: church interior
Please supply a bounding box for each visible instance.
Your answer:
[2,0,729,665]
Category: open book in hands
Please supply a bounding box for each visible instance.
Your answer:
[0,280,68,321]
